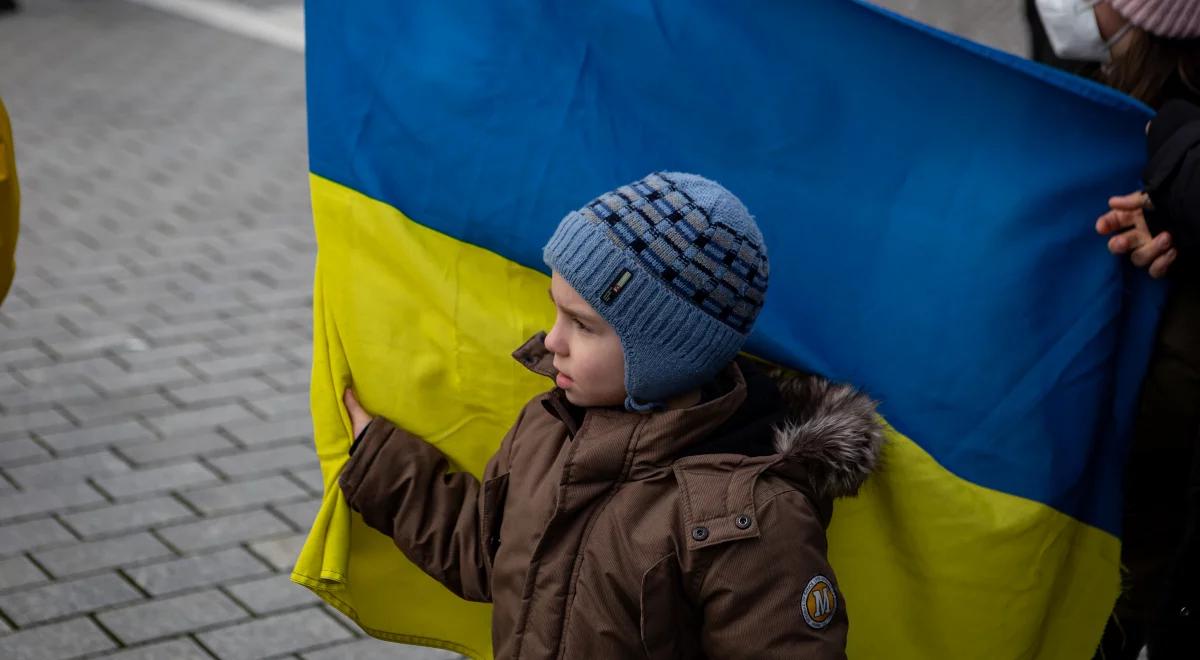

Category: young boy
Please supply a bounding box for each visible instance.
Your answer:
[339,172,883,659]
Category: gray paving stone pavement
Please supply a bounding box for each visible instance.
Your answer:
[197,609,355,660]
[272,497,322,531]
[33,532,174,579]
[0,572,142,627]
[303,640,462,660]
[157,509,293,554]
[0,0,1026,658]
[0,518,75,556]
[0,0,474,656]
[103,639,215,660]
[6,448,131,488]
[125,547,273,596]
[97,590,249,646]
[93,460,222,499]
[0,617,117,660]
[180,474,309,515]
[115,431,238,466]
[246,533,307,572]
[224,573,321,616]
[59,496,197,538]
[0,556,49,592]
[0,482,106,522]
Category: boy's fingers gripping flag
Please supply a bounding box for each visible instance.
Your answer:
[293,1,1164,658]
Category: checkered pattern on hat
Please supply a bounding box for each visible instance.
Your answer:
[575,172,768,334]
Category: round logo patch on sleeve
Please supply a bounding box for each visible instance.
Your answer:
[801,575,837,629]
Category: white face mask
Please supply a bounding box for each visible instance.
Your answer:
[1035,0,1132,62]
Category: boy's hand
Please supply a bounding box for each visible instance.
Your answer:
[1096,191,1177,279]
[344,388,374,438]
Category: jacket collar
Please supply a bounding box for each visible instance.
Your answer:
[511,332,748,468]
[510,333,885,499]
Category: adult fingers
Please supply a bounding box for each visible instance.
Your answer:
[1108,227,1149,254]
[1130,232,1171,267]
[1096,208,1137,235]
[1149,248,1178,279]
[1108,191,1149,211]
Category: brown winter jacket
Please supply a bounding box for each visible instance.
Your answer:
[339,333,884,659]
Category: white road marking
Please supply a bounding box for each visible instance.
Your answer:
[125,0,304,53]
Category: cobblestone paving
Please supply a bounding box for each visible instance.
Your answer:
[0,0,457,657]
[0,1,1029,658]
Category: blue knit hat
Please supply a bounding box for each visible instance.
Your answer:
[543,172,769,412]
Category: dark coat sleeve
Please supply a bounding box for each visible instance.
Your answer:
[1144,99,1200,272]
[337,407,525,602]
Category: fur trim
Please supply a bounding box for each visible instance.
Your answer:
[767,369,884,499]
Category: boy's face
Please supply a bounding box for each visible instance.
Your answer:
[545,271,627,407]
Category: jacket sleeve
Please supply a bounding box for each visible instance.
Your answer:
[1144,99,1200,270]
[337,408,524,602]
[695,490,848,659]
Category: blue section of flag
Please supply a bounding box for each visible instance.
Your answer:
[305,0,1164,533]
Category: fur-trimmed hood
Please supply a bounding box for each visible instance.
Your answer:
[684,358,884,501]
[765,367,885,500]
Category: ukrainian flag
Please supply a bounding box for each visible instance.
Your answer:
[292,1,1164,658]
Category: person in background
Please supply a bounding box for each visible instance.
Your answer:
[0,97,18,307]
[1030,1,1200,658]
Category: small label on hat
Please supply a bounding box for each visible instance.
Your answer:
[601,269,633,304]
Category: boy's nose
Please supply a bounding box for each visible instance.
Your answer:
[544,322,566,356]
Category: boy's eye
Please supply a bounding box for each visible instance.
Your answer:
[572,318,590,332]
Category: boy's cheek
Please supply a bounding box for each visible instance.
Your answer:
[562,386,597,407]
[564,392,596,409]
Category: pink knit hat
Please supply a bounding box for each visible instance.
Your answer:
[1110,0,1200,39]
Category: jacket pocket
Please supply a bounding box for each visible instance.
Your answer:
[640,553,700,659]
[480,472,509,571]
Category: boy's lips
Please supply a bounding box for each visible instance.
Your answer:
[556,373,574,389]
